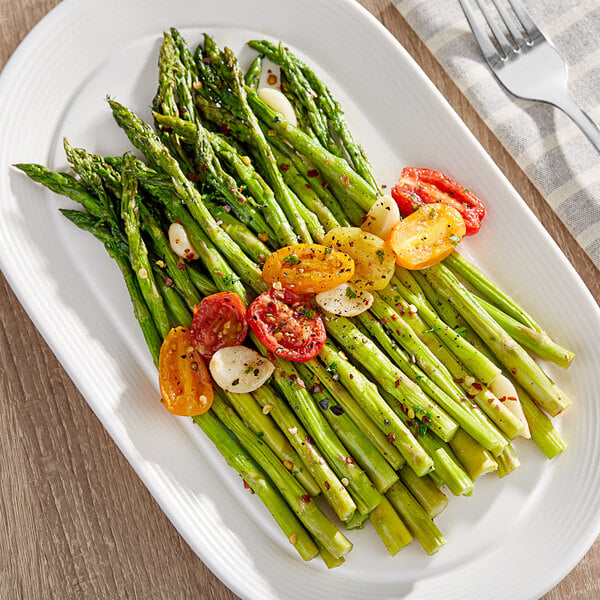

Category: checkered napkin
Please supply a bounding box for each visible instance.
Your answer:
[394,0,600,268]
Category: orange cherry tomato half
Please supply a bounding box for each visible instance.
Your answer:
[159,327,214,416]
[261,243,355,294]
[387,203,466,270]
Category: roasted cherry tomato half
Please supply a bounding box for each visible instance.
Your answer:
[322,227,395,290]
[391,167,485,235]
[190,292,248,359]
[159,327,213,416]
[247,287,326,362]
[262,243,355,294]
[387,203,466,270]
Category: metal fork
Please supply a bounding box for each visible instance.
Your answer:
[459,0,600,152]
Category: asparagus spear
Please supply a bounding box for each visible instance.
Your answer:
[444,252,543,332]
[244,53,263,90]
[193,410,318,561]
[322,312,458,442]
[319,342,434,476]
[225,390,320,496]
[296,363,399,494]
[120,153,171,338]
[252,385,357,522]
[386,481,446,555]
[423,264,571,417]
[303,358,405,470]
[197,35,314,244]
[472,293,575,369]
[59,209,162,365]
[398,468,448,519]
[109,99,262,299]
[449,429,498,480]
[211,391,352,559]
[368,496,413,556]
[247,39,380,191]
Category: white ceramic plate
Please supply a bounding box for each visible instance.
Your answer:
[1,1,599,598]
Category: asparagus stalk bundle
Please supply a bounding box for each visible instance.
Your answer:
[14,28,575,566]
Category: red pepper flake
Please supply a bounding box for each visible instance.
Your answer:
[472,382,482,391]
[242,479,250,489]
[380,317,389,325]
[307,169,319,178]
[305,435,315,445]
[164,277,175,288]
[163,126,173,133]
[390,314,399,322]
[177,262,187,270]
[510,368,517,375]
[301,494,311,503]
[187,171,199,182]
[321,181,329,190]
[422,416,430,425]
[346,456,355,465]
[219,124,230,136]
[394,379,401,388]
[488,397,494,404]
[324,481,330,490]
[499,396,507,402]
[387,433,396,443]
[381,184,387,189]
[460,397,468,403]
[310,383,323,395]
[289,374,298,382]
[453,378,464,384]
[201,162,207,171]
[180,107,187,116]
[466,392,476,399]
[202,57,211,64]
[395,304,406,315]
[279,163,290,172]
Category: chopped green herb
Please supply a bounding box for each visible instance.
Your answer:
[422,325,441,334]
[324,247,332,255]
[449,234,461,246]
[304,308,316,319]
[325,361,338,374]
[221,273,240,285]
[455,326,467,339]
[244,365,253,374]
[283,254,301,265]
[345,287,357,299]
[376,249,384,265]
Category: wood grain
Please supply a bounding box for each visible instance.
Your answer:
[0,1,598,599]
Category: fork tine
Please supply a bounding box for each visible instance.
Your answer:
[489,0,525,49]
[474,0,514,58]
[458,0,502,65]
[506,0,543,42]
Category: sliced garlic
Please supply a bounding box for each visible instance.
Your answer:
[168,223,199,261]
[361,195,400,239]
[209,346,274,393]
[490,374,531,438]
[316,283,373,317]
[257,87,298,126]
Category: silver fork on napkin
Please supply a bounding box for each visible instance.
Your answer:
[459,0,600,152]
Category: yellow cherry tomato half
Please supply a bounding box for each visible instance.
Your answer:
[322,227,396,290]
[159,327,214,416]
[387,203,466,270]
[261,243,355,294]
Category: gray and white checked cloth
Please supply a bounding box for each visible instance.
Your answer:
[394,0,600,269]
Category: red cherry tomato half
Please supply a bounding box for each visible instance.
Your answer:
[247,287,326,362]
[190,292,248,359]
[391,167,485,235]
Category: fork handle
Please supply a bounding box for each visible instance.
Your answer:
[552,94,600,152]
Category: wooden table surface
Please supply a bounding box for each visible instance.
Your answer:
[1,1,599,598]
